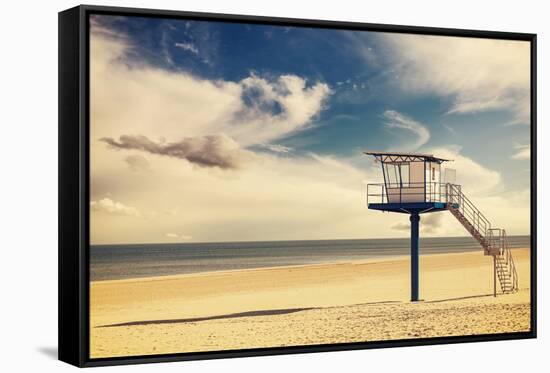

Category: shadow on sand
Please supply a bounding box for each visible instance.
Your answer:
[425,293,495,303]
[97,300,404,328]
[98,308,315,328]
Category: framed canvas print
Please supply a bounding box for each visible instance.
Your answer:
[58,4,537,367]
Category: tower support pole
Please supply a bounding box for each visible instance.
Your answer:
[410,213,420,301]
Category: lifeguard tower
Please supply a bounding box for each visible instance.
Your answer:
[365,151,518,301]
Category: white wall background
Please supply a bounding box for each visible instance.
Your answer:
[0,0,546,371]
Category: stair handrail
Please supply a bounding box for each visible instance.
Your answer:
[486,228,504,250]
[445,185,518,294]
[489,228,519,293]
[502,229,519,291]
[446,183,492,238]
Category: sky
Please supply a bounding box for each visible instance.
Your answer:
[89,14,531,245]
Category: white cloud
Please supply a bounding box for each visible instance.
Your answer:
[442,123,457,136]
[90,198,141,217]
[174,42,199,54]
[90,27,331,148]
[233,74,332,146]
[261,143,292,153]
[430,146,502,196]
[511,144,530,160]
[380,34,530,124]
[165,233,192,240]
[383,110,430,151]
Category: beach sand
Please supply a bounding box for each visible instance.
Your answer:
[90,248,531,358]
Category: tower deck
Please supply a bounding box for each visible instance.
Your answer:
[368,202,459,214]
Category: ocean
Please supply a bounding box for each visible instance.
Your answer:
[90,235,530,281]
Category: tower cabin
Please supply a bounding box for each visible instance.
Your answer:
[364,151,518,302]
[365,151,455,211]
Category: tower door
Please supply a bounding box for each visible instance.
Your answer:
[406,161,425,202]
[425,162,441,202]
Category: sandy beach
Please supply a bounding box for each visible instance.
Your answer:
[90,248,531,358]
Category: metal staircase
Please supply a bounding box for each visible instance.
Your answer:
[445,184,518,294]
[487,228,519,293]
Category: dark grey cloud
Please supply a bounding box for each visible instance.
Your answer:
[420,213,443,234]
[125,154,150,172]
[390,213,443,234]
[390,221,409,232]
[100,134,244,169]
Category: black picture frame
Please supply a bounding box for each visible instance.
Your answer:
[58,4,537,367]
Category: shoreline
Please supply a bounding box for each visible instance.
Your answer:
[90,234,531,247]
[91,247,530,284]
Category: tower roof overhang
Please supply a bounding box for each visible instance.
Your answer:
[364,151,451,164]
